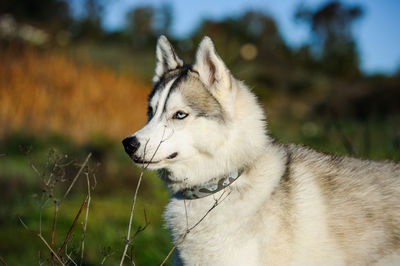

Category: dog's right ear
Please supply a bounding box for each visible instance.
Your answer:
[153,35,184,84]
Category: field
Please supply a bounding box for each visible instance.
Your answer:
[0,44,399,265]
[0,45,174,265]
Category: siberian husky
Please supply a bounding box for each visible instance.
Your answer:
[122,36,400,265]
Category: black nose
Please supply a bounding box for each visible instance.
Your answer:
[122,136,140,156]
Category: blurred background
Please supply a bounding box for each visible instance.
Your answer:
[0,0,399,265]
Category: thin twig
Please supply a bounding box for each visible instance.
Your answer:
[57,197,88,258]
[145,127,167,169]
[160,190,232,266]
[18,216,29,230]
[160,234,186,266]
[189,191,230,231]
[39,206,43,235]
[51,204,59,266]
[0,256,8,266]
[29,162,42,178]
[38,234,65,266]
[66,253,78,266]
[129,246,135,266]
[65,244,78,266]
[120,128,167,266]
[80,172,92,265]
[127,209,150,245]
[61,153,92,203]
[119,171,144,266]
[100,250,113,266]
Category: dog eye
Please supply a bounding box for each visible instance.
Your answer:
[172,111,188,120]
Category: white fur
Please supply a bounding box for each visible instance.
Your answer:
[153,35,183,84]
[126,36,400,265]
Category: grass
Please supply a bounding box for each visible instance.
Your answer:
[2,193,171,265]
[0,133,173,265]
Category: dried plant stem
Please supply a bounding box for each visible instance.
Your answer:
[57,197,88,258]
[127,209,150,246]
[80,172,92,265]
[0,256,8,266]
[119,171,144,266]
[39,206,43,235]
[65,244,78,266]
[50,204,59,266]
[62,153,92,203]
[18,216,29,230]
[66,253,78,266]
[21,152,94,265]
[38,234,65,266]
[100,252,113,266]
[160,190,232,266]
[120,128,167,266]
[160,234,185,266]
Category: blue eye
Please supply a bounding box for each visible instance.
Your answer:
[173,111,188,120]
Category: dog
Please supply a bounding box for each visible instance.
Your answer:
[122,36,400,265]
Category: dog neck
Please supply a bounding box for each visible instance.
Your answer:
[171,168,245,200]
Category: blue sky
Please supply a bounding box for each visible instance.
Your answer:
[71,0,400,74]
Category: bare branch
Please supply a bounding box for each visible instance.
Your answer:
[65,244,78,266]
[100,248,114,266]
[0,256,8,266]
[121,128,167,266]
[29,162,42,178]
[61,153,92,203]
[128,209,151,245]
[120,170,144,266]
[160,189,232,266]
[18,216,29,230]
[189,190,231,231]
[51,204,59,266]
[57,197,88,258]
[160,233,186,266]
[38,234,65,266]
[80,171,92,265]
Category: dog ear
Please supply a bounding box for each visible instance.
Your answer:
[153,35,184,84]
[193,37,229,89]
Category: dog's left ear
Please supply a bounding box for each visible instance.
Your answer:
[193,37,230,89]
[153,35,184,84]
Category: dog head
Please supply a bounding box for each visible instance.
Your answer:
[123,36,267,190]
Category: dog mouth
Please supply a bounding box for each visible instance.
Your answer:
[132,152,178,165]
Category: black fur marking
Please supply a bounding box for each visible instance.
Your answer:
[149,64,225,122]
[282,146,292,183]
[148,65,191,122]
[163,66,192,113]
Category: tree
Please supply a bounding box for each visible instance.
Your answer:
[70,0,105,40]
[296,1,363,78]
[0,0,70,31]
[126,5,173,48]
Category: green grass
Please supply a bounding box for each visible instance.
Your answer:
[1,118,399,265]
[0,132,173,265]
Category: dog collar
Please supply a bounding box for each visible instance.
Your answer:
[174,168,245,200]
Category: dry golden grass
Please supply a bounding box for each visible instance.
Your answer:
[0,46,150,141]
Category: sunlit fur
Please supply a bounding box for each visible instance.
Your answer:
[125,36,400,265]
